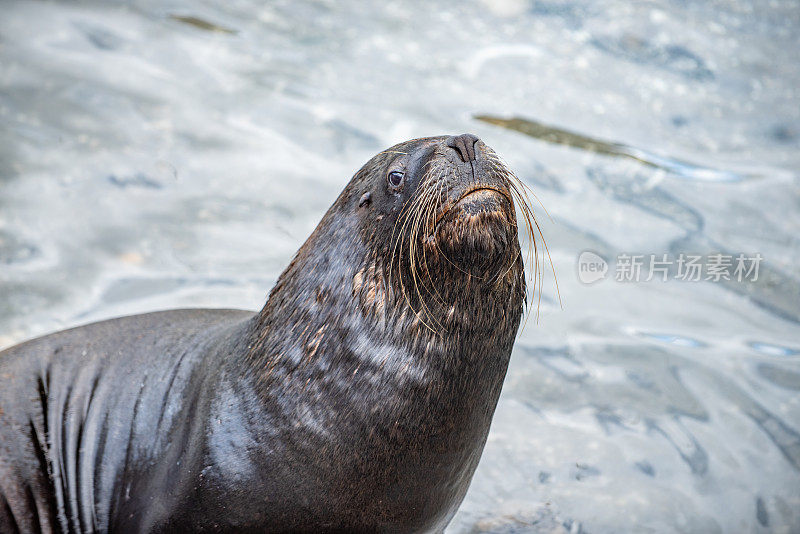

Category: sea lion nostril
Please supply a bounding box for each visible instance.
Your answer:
[445,133,480,163]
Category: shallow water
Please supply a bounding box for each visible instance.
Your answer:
[1,0,799,532]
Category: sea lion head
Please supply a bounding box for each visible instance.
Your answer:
[343,134,532,330]
[245,135,541,531]
[259,134,536,340]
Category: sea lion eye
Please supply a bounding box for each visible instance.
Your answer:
[387,171,405,188]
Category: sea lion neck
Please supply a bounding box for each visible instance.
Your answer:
[242,192,524,391]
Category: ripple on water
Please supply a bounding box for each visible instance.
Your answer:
[0,230,40,265]
[591,33,715,81]
[584,167,706,233]
[756,363,800,391]
[633,330,707,348]
[748,340,800,357]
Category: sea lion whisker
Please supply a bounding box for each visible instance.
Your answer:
[417,172,449,305]
[504,181,539,327]
[388,190,430,298]
[491,160,556,301]
[391,186,440,329]
[415,177,448,316]
[507,174,561,315]
[407,179,445,331]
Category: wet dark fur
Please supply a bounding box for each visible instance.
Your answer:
[0,135,526,533]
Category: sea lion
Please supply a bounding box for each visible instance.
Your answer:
[0,134,533,533]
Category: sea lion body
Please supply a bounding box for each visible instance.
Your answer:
[0,135,528,533]
[0,310,256,532]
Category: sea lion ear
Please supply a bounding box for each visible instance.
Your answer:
[358,191,372,208]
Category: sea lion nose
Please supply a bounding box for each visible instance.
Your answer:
[445,133,480,163]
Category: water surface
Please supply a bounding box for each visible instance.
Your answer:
[1,0,799,532]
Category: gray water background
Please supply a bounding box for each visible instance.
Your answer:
[1,0,799,532]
